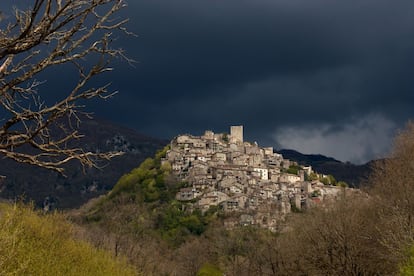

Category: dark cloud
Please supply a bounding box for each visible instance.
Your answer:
[99,0,414,164]
[3,0,414,163]
[273,113,396,164]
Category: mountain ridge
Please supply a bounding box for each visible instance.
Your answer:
[0,117,167,209]
[276,149,372,187]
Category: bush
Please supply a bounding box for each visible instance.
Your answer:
[286,165,300,175]
[0,203,136,275]
[197,263,223,276]
[400,245,414,276]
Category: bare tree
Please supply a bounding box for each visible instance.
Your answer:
[369,121,414,266]
[291,198,389,276]
[0,0,130,174]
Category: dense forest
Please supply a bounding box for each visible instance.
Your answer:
[2,123,414,275]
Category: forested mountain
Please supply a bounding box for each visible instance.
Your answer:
[277,149,373,187]
[0,118,166,209]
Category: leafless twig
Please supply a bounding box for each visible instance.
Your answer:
[0,0,130,174]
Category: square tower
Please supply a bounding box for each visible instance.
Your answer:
[230,125,243,143]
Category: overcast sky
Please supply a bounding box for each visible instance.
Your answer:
[4,0,414,164]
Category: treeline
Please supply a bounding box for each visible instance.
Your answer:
[73,123,414,275]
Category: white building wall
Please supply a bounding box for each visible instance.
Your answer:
[253,168,269,180]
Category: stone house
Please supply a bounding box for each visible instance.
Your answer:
[176,187,202,201]
[221,194,248,212]
[197,191,229,211]
[302,181,313,193]
[202,130,215,140]
[228,184,243,194]
[253,167,269,180]
[213,152,226,162]
[263,147,273,156]
[218,176,238,190]
[240,214,254,226]
[248,154,263,167]
[279,173,301,183]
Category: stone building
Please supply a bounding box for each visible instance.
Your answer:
[230,125,243,144]
[164,125,349,231]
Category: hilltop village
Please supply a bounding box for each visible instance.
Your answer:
[164,126,351,231]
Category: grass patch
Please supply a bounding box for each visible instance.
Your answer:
[0,202,137,275]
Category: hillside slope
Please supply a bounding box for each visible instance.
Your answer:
[0,202,136,275]
[0,118,167,209]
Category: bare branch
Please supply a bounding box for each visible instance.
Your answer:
[0,0,130,174]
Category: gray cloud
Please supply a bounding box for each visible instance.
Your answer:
[273,113,397,164]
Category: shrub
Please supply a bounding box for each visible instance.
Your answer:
[0,203,136,275]
[401,246,414,275]
[197,263,223,276]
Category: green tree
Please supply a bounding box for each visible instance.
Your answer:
[222,133,229,143]
[320,174,337,185]
[337,181,348,188]
[287,165,301,175]
[306,172,319,181]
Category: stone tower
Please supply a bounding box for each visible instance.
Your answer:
[230,125,243,143]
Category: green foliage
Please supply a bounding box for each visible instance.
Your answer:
[109,145,173,202]
[0,203,136,276]
[180,214,204,235]
[311,190,321,197]
[156,145,170,159]
[337,181,348,188]
[197,263,223,276]
[327,174,337,185]
[155,203,210,246]
[286,165,301,175]
[320,174,337,185]
[320,177,330,185]
[306,172,319,181]
[401,246,414,275]
[222,133,229,143]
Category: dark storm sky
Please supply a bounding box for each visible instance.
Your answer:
[4,0,414,164]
